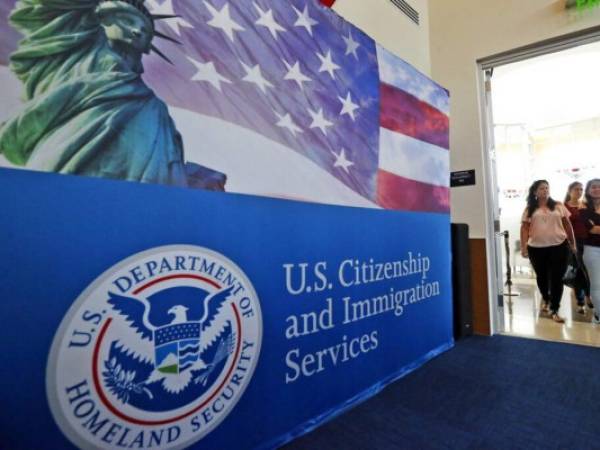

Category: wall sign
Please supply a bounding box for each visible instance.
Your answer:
[0,169,453,449]
[451,170,476,187]
[0,0,452,447]
[566,0,600,10]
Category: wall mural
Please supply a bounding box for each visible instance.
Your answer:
[0,1,452,449]
[0,0,449,212]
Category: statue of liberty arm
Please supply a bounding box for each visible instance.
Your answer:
[0,0,225,190]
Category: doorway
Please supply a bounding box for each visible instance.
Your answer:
[480,37,600,346]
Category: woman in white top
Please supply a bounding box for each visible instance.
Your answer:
[520,180,577,323]
[582,178,600,323]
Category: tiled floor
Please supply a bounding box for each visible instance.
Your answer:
[502,276,600,347]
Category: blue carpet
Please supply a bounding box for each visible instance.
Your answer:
[282,335,600,450]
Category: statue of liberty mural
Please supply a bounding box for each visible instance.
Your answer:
[0,0,225,190]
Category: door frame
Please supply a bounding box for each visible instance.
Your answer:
[476,26,600,334]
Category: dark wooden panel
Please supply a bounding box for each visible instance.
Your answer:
[469,239,491,335]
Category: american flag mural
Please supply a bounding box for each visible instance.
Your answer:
[0,0,449,213]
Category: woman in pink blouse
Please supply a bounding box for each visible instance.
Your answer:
[520,180,577,323]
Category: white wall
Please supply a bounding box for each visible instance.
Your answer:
[429,0,600,237]
[332,0,431,75]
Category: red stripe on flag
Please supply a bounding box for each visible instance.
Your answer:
[380,83,449,150]
[377,170,450,213]
[320,0,336,6]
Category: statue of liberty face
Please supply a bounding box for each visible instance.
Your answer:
[101,10,153,55]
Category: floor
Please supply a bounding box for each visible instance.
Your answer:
[283,335,600,450]
[502,274,600,347]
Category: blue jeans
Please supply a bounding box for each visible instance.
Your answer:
[575,238,591,304]
[583,246,600,311]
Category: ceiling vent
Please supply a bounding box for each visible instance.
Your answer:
[389,0,419,25]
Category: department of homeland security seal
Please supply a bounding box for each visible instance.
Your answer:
[47,245,262,450]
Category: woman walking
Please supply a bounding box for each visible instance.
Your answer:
[521,180,577,323]
[582,179,600,323]
[564,181,592,313]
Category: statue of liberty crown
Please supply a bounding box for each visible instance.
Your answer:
[97,0,182,64]
[99,0,153,23]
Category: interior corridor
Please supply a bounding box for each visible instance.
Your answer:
[503,277,600,347]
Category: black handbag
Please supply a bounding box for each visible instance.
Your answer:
[562,251,578,288]
[563,251,589,290]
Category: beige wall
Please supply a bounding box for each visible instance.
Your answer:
[332,0,431,75]
[429,0,600,238]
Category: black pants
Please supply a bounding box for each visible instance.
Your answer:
[528,241,569,314]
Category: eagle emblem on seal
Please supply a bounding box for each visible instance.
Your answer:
[102,285,235,404]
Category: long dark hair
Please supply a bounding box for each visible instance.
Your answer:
[526,179,556,218]
[564,181,583,203]
[584,178,600,212]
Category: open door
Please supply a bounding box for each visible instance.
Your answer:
[479,35,600,344]
[481,68,505,333]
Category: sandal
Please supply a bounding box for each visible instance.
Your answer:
[586,297,594,309]
[551,313,565,323]
[577,305,585,315]
[541,301,550,313]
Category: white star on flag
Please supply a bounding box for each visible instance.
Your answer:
[254,3,286,39]
[241,62,273,93]
[292,5,318,36]
[343,33,360,59]
[187,56,231,91]
[204,1,245,43]
[338,92,359,121]
[332,148,354,173]
[147,0,193,36]
[316,50,340,79]
[283,60,312,90]
[308,108,333,135]
[275,112,303,136]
